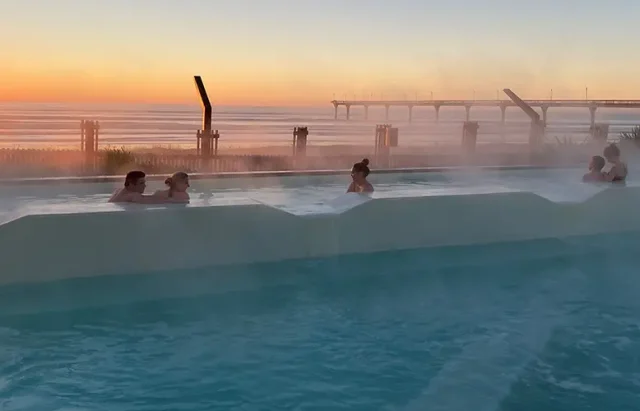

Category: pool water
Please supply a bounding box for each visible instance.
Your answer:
[2,230,640,410]
[1,166,637,223]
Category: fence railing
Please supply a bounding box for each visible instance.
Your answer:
[0,147,592,178]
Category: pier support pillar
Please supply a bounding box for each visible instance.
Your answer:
[346,104,351,121]
[385,105,390,121]
[435,105,440,122]
[364,105,369,120]
[589,106,597,128]
[408,105,413,123]
[541,105,548,126]
[465,105,471,121]
[333,102,338,120]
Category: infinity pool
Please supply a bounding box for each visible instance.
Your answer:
[2,231,640,411]
[0,166,637,222]
[2,166,640,410]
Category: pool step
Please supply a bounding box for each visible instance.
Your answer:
[402,268,587,411]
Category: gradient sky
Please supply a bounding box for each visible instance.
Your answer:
[1,0,640,105]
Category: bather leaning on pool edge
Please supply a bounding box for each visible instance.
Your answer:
[108,171,190,204]
[583,143,628,185]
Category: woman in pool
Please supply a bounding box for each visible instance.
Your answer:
[153,172,191,202]
[602,144,628,183]
[582,155,606,183]
[347,158,374,193]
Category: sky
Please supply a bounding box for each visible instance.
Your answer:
[1,0,640,106]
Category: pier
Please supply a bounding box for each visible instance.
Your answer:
[331,99,640,126]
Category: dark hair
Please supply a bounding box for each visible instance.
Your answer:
[352,158,370,177]
[591,155,605,171]
[124,170,145,187]
[603,143,620,159]
[165,172,189,197]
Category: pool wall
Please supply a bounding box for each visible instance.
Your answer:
[2,186,640,285]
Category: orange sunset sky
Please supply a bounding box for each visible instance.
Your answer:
[2,0,640,106]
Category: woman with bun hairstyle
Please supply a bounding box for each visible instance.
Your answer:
[602,143,628,183]
[153,171,191,202]
[347,158,374,193]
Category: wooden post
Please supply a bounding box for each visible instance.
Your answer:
[461,121,479,153]
[590,123,609,142]
[385,127,399,147]
[197,129,219,157]
[80,120,99,171]
[94,121,99,153]
[292,127,309,157]
[80,120,85,152]
[375,124,394,167]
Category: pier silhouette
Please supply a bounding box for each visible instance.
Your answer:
[331,98,640,127]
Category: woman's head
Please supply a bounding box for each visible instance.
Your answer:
[589,155,605,172]
[351,158,370,182]
[603,144,621,162]
[165,172,190,194]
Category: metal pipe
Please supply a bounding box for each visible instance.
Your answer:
[194,76,212,132]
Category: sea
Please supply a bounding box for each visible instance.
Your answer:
[1,102,640,150]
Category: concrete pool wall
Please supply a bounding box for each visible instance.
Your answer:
[1,180,639,286]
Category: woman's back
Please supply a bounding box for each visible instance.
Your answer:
[609,162,628,182]
[603,144,627,183]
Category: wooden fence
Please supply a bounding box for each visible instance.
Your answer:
[0,147,589,178]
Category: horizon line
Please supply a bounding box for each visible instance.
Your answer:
[0,99,334,109]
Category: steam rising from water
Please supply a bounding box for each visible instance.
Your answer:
[0,165,634,223]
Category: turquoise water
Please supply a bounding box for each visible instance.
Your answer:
[2,231,640,410]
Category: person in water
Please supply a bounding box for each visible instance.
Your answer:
[108,171,187,204]
[347,158,374,193]
[153,172,190,203]
[602,143,628,183]
[582,155,606,183]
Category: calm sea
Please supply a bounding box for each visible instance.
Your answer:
[1,102,640,149]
